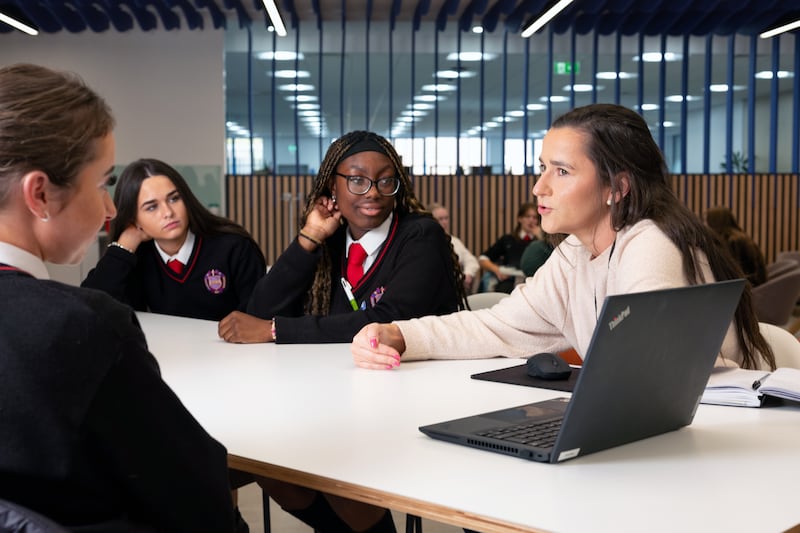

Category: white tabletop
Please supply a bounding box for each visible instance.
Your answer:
[138,312,800,533]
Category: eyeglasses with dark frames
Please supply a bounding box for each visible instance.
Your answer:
[335,173,400,196]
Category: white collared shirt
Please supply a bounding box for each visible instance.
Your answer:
[345,212,393,272]
[0,242,50,279]
[155,231,196,266]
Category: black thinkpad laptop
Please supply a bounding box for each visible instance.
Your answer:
[419,280,745,463]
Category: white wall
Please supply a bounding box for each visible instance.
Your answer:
[1,29,224,165]
[1,28,226,283]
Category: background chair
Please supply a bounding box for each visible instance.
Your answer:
[751,268,800,326]
[757,322,800,370]
[776,250,800,265]
[766,258,799,280]
[0,499,69,533]
[466,291,509,310]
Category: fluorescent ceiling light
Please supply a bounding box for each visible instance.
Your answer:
[507,110,526,117]
[278,84,314,91]
[414,94,444,102]
[760,18,800,39]
[709,84,746,92]
[665,94,700,102]
[538,95,570,103]
[272,70,310,78]
[526,103,547,111]
[435,69,476,79]
[295,103,319,110]
[638,104,660,111]
[421,84,457,92]
[596,71,637,80]
[633,52,683,62]
[521,0,574,38]
[754,70,794,79]
[284,94,317,102]
[0,11,38,35]
[409,103,434,110]
[471,26,484,34]
[562,84,600,92]
[258,51,304,61]
[262,0,287,37]
[445,52,497,62]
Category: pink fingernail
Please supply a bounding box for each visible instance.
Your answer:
[369,337,378,349]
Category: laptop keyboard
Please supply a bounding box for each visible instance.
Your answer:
[476,418,563,448]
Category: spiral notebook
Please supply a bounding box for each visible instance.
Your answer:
[419,280,745,463]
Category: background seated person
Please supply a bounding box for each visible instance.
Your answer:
[478,201,538,293]
[705,206,767,287]
[430,202,480,293]
[520,211,554,277]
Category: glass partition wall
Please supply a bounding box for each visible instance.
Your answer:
[224,22,798,176]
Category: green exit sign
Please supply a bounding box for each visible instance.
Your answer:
[554,61,580,75]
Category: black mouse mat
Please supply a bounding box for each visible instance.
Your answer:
[471,363,580,392]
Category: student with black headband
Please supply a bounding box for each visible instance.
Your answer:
[218,130,467,345]
[218,130,468,532]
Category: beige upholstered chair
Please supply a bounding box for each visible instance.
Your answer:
[752,268,800,326]
[776,250,800,265]
[467,291,510,310]
[766,258,799,280]
[757,322,800,370]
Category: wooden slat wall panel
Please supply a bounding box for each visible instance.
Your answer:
[228,174,799,266]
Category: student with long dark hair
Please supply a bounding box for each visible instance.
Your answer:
[352,103,774,372]
[83,158,265,320]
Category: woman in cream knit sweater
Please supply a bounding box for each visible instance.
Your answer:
[351,103,774,372]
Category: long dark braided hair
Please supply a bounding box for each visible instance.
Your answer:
[301,131,468,315]
[550,104,773,370]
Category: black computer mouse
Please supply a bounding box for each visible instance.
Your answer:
[526,352,572,380]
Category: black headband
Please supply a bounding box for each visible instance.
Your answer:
[338,137,389,163]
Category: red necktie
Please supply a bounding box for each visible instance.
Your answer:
[167,259,184,274]
[346,243,367,285]
[523,235,532,242]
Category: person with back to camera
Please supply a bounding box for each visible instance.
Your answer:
[478,201,539,293]
[0,63,238,531]
[705,206,767,287]
[217,130,467,533]
[351,103,775,373]
[430,202,480,292]
[82,158,266,320]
